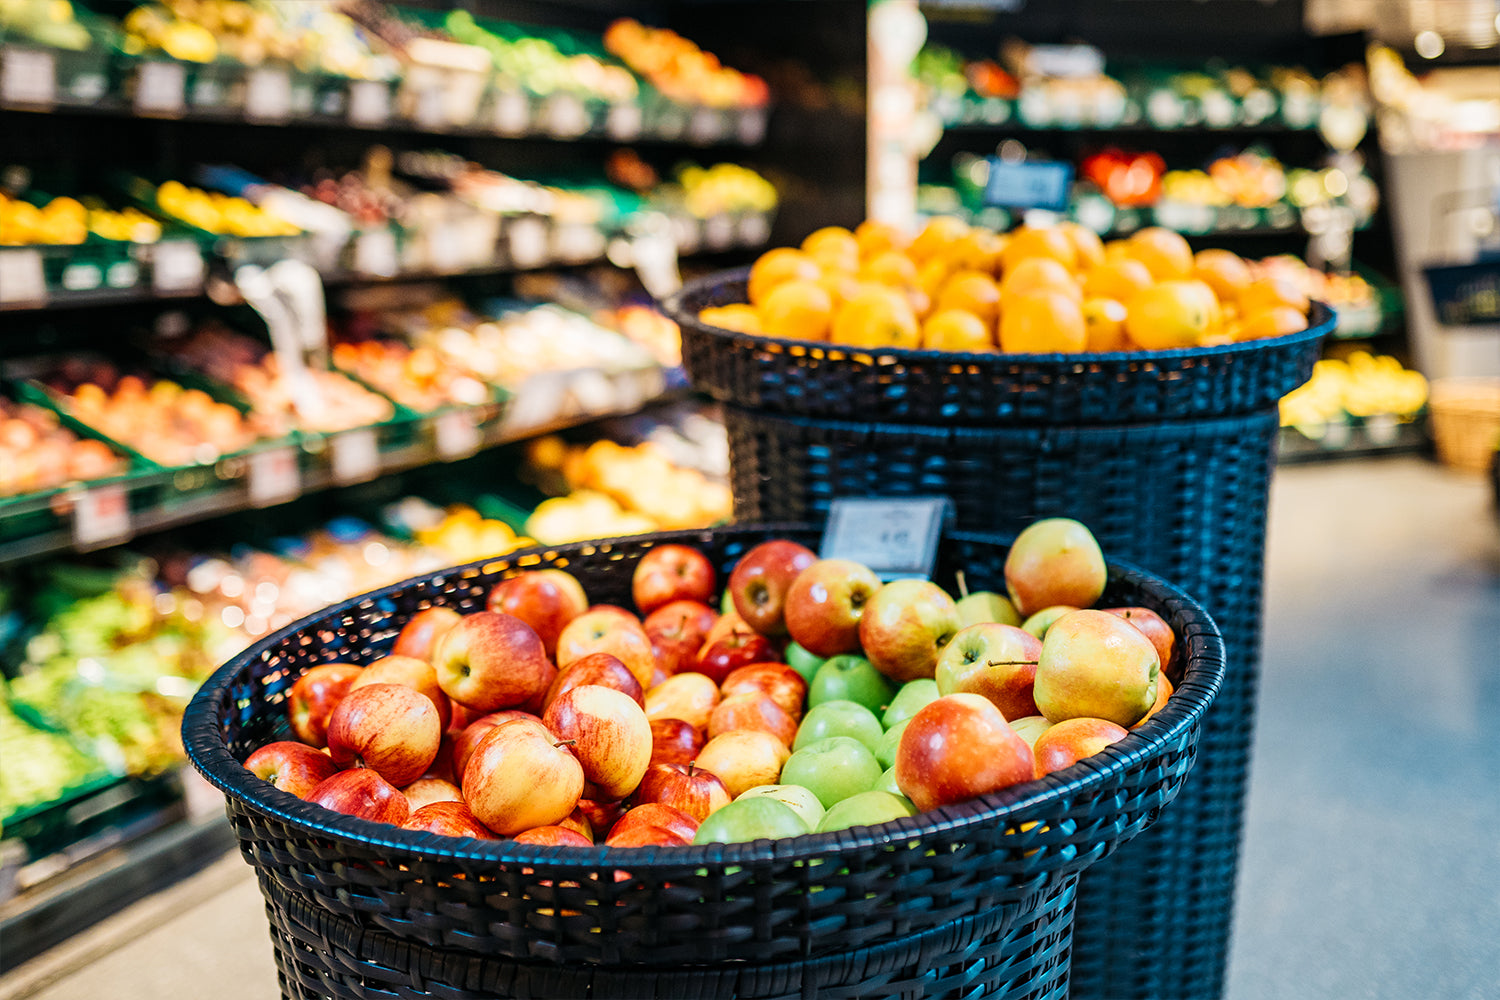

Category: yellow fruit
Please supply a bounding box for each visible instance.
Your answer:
[1237,306,1308,341]
[854,219,908,259]
[1000,256,1082,302]
[1125,227,1195,281]
[1059,222,1106,271]
[908,215,971,264]
[941,228,1005,276]
[1192,249,1252,302]
[936,271,1002,326]
[921,309,994,352]
[1082,258,1155,302]
[831,287,920,350]
[1000,225,1079,274]
[859,250,919,287]
[747,247,821,309]
[1238,276,1309,317]
[1082,297,1130,352]
[998,290,1087,354]
[698,303,763,335]
[916,257,954,297]
[759,279,834,341]
[815,269,863,308]
[1125,280,1222,349]
[801,227,859,270]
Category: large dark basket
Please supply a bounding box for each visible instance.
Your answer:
[184,526,1225,999]
[667,268,1333,426]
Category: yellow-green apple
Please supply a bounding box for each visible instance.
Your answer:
[784,641,825,683]
[556,609,656,689]
[816,789,916,833]
[694,629,776,686]
[707,691,799,748]
[1104,607,1178,681]
[558,805,594,841]
[402,800,497,839]
[875,718,909,770]
[1003,518,1107,617]
[1034,609,1160,727]
[692,796,809,844]
[287,663,363,748]
[695,729,791,797]
[245,740,338,798]
[462,718,584,835]
[1130,674,1173,730]
[808,655,897,714]
[857,579,962,683]
[874,766,902,797]
[391,607,463,662]
[728,539,817,636]
[894,693,1035,812]
[401,776,463,811]
[606,802,699,845]
[780,736,883,808]
[644,671,720,730]
[1021,605,1079,640]
[349,654,452,731]
[306,768,410,825]
[451,709,539,782]
[542,684,653,801]
[543,652,644,711]
[433,611,554,712]
[326,682,442,787]
[1007,715,1052,748]
[648,716,706,767]
[720,662,807,720]
[792,699,883,754]
[934,623,1042,721]
[736,783,826,831]
[783,558,882,657]
[1032,717,1129,778]
[486,569,589,659]
[955,590,1022,628]
[882,678,940,729]
[644,599,717,675]
[513,825,593,847]
[631,762,731,822]
[632,544,716,616]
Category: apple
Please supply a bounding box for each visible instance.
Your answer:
[808,655,898,715]
[1104,607,1178,681]
[1034,610,1160,727]
[349,654,452,731]
[543,652,645,711]
[606,802,699,845]
[1131,674,1174,730]
[575,797,625,836]
[643,672,719,730]
[648,717,706,767]
[728,539,817,636]
[691,796,809,845]
[875,718,909,770]
[881,678,941,730]
[245,740,338,798]
[631,762,731,822]
[694,730,791,798]
[433,612,554,712]
[792,699,884,755]
[607,825,692,848]
[934,623,1042,722]
[955,590,1022,628]
[1021,605,1079,640]
[1004,518,1107,617]
[1033,717,1130,778]
[874,766,902,797]
[815,790,916,833]
[486,569,589,658]
[784,641,826,683]
[707,691,798,748]
[556,609,656,689]
[720,662,807,721]
[286,663,363,748]
[542,684,653,801]
[451,710,539,782]
[694,629,777,686]
[403,800,497,839]
[632,544,716,616]
[462,718,585,836]
[780,736,883,809]
[894,694,1035,812]
[447,700,481,735]
[326,683,442,787]
[644,599,717,676]
[513,825,593,848]
[391,607,463,662]
[306,768,410,825]
[558,805,594,841]
[783,558,883,657]
[704,609,749,648]
[1008,715,1052,748]
[857,579,962,683]
[736,784,826,832]
[401,776,463,811]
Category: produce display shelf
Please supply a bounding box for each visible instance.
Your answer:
[1276,414,1430,464]
[940,117,1329,135]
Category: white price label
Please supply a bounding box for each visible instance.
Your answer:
[245,67,292,121]
[106,261,139,288]
[152,240,204,294]
[0,249,47,305]
[736,108,767,145]
[353,228,398,277]
[248,446,300,507]
[688,107,723,144]
[73,483,131,549]
[348,80,390,127]
[543,93,589,137]
[704,214,734,250]
[61,263,102,291]
[606,101,642,140]
[330,429,380,484]
[427,224,466,273]
[414,87,445,130]
[552,223,602,262]
[493,89,529,134]
[1145,90,1184,128]
[508,217,549,268]
[820,497,952,581]
[672,216,700,255]
[434,409,481,460]
[737,213,771,247]
[1,47,57,106]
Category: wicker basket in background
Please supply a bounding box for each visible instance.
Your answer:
[1429,377,1500,474]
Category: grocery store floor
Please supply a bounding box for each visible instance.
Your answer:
[1,456,1497,1000]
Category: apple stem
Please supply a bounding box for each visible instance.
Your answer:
[955,571,970,599]
[687,763,696,778]
[554,740,577,749]
[986,660,1039,667]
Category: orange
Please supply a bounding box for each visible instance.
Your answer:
[831,287,920,349]
[907,215,970,263]
[1082,258,1154,302]
[1237,305,1308,341]
[1081,297,1131,352]
[905,285,934,320]
[936,271,1002,326]
[1000,256,1082,302]
[916,257,954,297]
[921,309,994,352]
[859,250,919,287]
[1102,238,1133,264]
[1059,221,1106,271]
[698,303,762,335]
[748,247,820,308]
[759,280,834,341]
[1124,280,1222,350]
[1125,227,1195,281]
[941,228,1005,276]
[1192,249,1252,303]
[998,289,1087,354]
[854,218,908,259]
[1000,225,1078,274]
[801,226,859,265]
[816,269,863,307]
[1237,275,1309,317]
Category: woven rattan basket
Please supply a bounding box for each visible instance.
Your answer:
[1429,377,1500,474]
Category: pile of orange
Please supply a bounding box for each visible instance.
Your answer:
[697,217,1313,354]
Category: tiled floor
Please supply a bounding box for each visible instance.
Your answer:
[2,456,1496,1000]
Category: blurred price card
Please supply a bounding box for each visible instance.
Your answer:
[330,428,379,484]
[353,228,398,277]
[73,483,131,549]
[820,496,954,581]
[508,216,549,269]
[982,160,1073,213]
[704,214,734,250]
[433,409,481,460]
[606,101,642,141]
[152,240,204,294]
[0,249,46,305]
[248,446,300,507]
[245,67,292,122]
[492,89,529,135]
[2,47,56,107]
[134,60,185,115]
[543,93,589,137]
[348,80,391,127]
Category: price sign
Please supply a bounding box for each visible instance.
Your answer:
[737,212,771,247]
[106,261,139,288]
[2,47,56,106]
[508,216,549,269]
[245,67,292,121]
[820,497,953,581]
[428,224,466,273]
[152,240,204,294]
[543,93,589,137]
[434,409,481,460]
[0,249,46,305]
[736,108,767,145]
[606,101,642,141]
[353,228,399,277]
[552,223,602,262]
[687,107,723,144]
[414,86,446,130]
[330,429,380,484]
[61,263,102,291]
[248,446,300,507]
[672,216,700,255]
[704,214,734,250]
[73,483,131,549]
[493,89,529,135]
[1145,89,1185,128]
[348,80,390,127]
[982,160,1073,212]
[135,59,186,114]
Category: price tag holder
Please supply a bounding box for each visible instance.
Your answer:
[133,60,185,115]
[248,446,300,507]
[353,228,399,276]
[982,160,1073,213]
[73,483,131,549]
[508,216,549,269]
[704,214,734,250]
[606,101,642,140]
[348,79,390,127]
[543,93,589,137]
[152,239,204,294]
[330,429,380,484]
[493,89,529,135]
[0,248,47,305]
[414,86,446,130]
[2,47,57,106]
[434,409,481,460]
[245,67,292,121]
[736,108,767,145]
[819,496,953,581]
[688,107,723,144]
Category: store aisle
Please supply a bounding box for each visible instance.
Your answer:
[1,457,1495,1000]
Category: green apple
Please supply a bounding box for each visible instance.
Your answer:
[793,699,884,754]
[737,783,826,832]
[875,717,910,770]
[1008,715,1052,748]
[874,766,903,797]
[720,587,735,617]
[882,678,940,729]
[1021,605,1078,640]
[780,736,882,809]
[815,790,917,833]
[692,795,810,844]
[808,655,897,715]
[784,641,826,684]
[955,591,1022,628]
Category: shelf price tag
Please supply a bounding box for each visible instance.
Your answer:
[543,93,589,137]
[134,60,185,115]
[2,47,57,106]
[687,107,723,144]
[819,497,953,582]
[348,80,390,127]
[245,67,292,121]
[704,214,734,250]
[737,212,771,247]
[735,108,767,145]
[248,446,300,507]
[508,216,549,269]
[434,409,481,460]
[330,429,379,484]
[552,223,603,262]
[606,101,642,141]
[353,228,399,277]
[152,240,204,294]
[0,249,47,305]
[414,86,446,130]
[493,89,529,135]
[981,160,1073,213]
[73,483,131,549]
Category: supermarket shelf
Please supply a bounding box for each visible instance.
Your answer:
[940,117,1329,136]
[1276,415,1429,464]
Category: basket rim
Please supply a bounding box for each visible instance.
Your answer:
[183,524,1225,872]
[663,265,1336,366]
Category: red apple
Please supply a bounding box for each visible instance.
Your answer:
[557,805,594,842]
[894,693,1035,812]
[728,540,817,636]
[1104,607,1178,681]
[1034,610,1160,727]
[556,609,656,689]
[604,825,691,849]
[631,762,731,822]
[605,802,699,846]
[644,599,718,675]
[643,672,719,730]
[349,654,452,731]
[706,691,798,747]
[447,700,480,734]
[575,797,625,836]
[649,717,706,767]
[694,629,777,686]
[486,569,589,659]
[401,776,463,811]
[513,825,593,848]
[451,709,539,781]
[542,684,653,801]
[720,662,807,721]
[326,683,442,787]
[704,610,750,648]
[245,740,338,798]
[1004,518,1107,617]
[306,768,410,825]
[633,544,717,616]
[1131,674,1174,730]
[543,652,645,711]
[783,558,883,657]
[858,579,962,683]
[933,623,1042,721]
[403,800,497,839]
[433,611,555,713]
[462,718,585,836]
[1032,717,1130,779]
[286,663,363,748]
[391,607,463,662]
[694,730,791,798]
